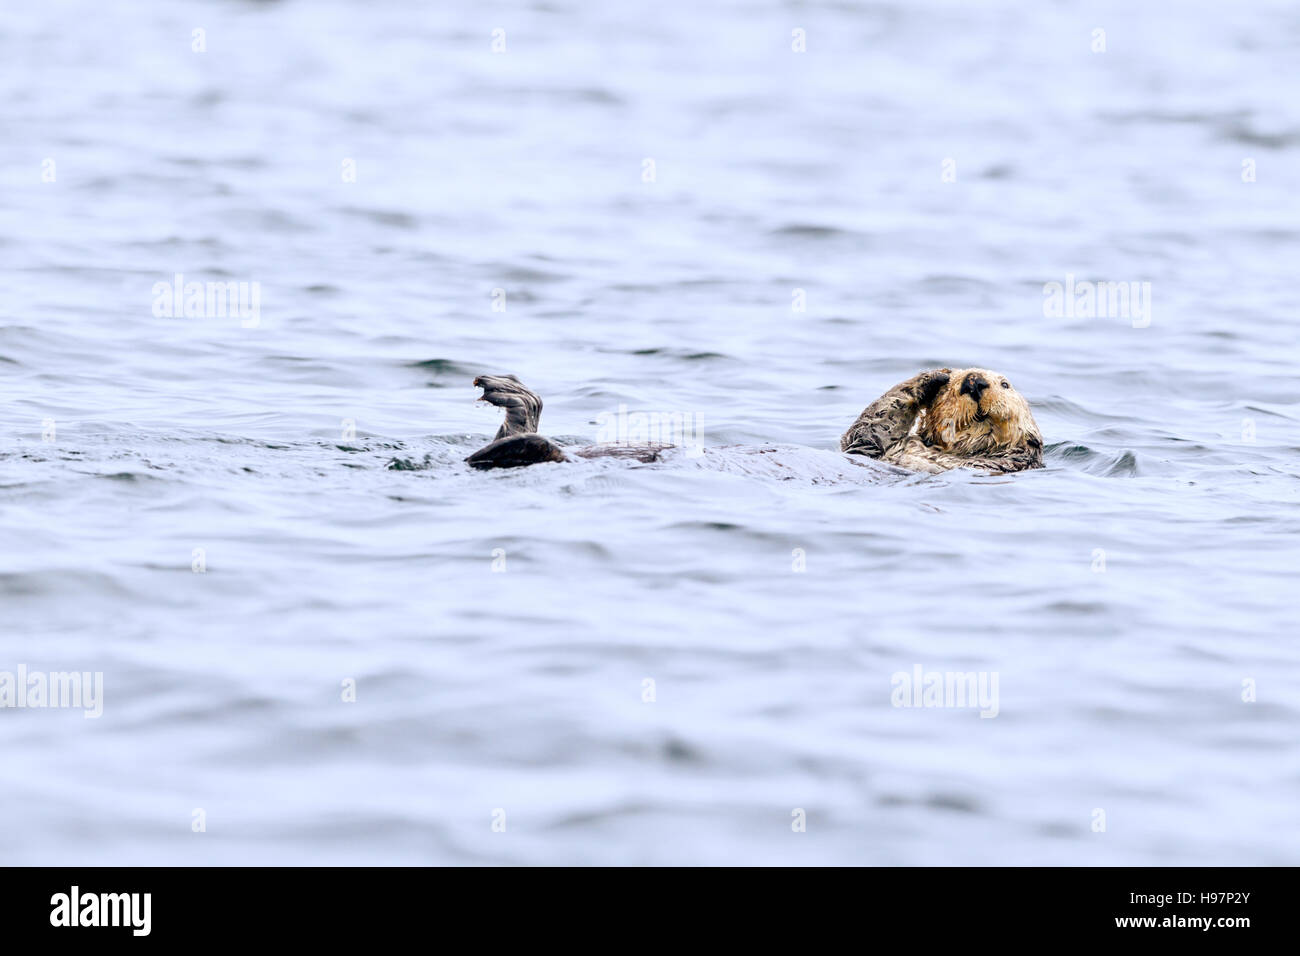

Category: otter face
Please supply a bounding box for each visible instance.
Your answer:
[920,368,1041,455]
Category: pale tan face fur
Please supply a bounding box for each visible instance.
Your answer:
[918,368,1041,456]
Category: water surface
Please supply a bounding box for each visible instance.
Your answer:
[1,0,1298,865]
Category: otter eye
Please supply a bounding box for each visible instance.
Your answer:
[1001,381,1010,389]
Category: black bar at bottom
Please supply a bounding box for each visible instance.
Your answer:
[0,866,1278,943]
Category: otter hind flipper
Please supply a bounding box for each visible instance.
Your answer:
[474,374,544,440]
[467,375,565,469]
[841,369,951,458]
[466,433,567,470]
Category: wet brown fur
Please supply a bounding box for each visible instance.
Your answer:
[840,368,1043,474]
[465,375,666,469]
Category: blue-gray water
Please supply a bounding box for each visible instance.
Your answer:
[1,0,1298,865]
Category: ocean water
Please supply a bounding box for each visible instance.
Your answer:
[1,0,1298,865]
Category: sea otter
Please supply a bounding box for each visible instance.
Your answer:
[465,369,1042,474]
[839,368,1043,473]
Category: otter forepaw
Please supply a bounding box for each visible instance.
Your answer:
[910,369,951,406]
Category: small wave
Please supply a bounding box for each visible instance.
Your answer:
[406,358,481,384]
[1216,122,1300,149]
[769,223,857,239]
[623,347,733,361]
[340,206,419,230]
[388,455,433,471]
[1048,442,1140,476]
[915,274,996,295]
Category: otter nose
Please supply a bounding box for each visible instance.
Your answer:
[959,374,989,402]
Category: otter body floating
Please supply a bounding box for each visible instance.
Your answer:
[464,375,669,469]
[840,368,1043,473]
[466,369,1042,475]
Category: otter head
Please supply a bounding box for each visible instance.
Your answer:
[919,368,1041,457]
